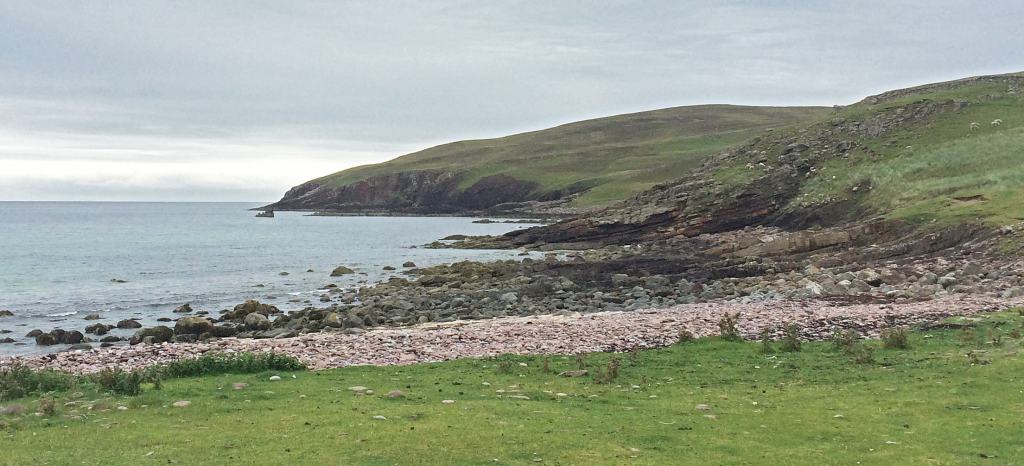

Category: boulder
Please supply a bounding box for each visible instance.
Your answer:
[402,261,416,268]
[244,312,271,331]
[500,292,518,303]
[85,323,111,335]
[962,262,988,278]
[210,325,238,338]
[857,269,883,287]
[68,343,93,351]
[330,266,355,276]
[322,312,343,328]
[174,316,214,336]
[1,404,28,416]
[0,338,13,344]
[228,300,279,319]
[60,330,84,345]
[172,334,197,343]
[0,310,13,317]
[173,303,193,313]
[116,319,142,329]
[879,269,904,286]
[937,275,957,289]
[129,326,174,345]
[803,281,824,297]
[83,314,101,320]
[25,329,43,338]
[35,333,58,345]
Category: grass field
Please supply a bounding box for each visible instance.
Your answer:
[3,310,1024,465]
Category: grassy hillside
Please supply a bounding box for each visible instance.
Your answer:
[314,105,830,208]
[798,84,1024,226]
[3,310,1024,464]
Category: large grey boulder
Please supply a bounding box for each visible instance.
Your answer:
[244,312,271,331]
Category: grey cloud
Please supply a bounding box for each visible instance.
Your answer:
[0,1,1021,200]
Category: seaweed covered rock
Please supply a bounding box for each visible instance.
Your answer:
[224,300,280,320]
[129,326,174,345]
[174,316,214,336]
[117,319,142,329]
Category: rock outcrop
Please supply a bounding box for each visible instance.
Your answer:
[260,171,542,215]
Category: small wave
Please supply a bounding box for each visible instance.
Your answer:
[46,311,78,317]
[288,292,301,296]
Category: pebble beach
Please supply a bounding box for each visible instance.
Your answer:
[3,295,1018,375]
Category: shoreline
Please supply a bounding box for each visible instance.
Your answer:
[3,295,1017,375]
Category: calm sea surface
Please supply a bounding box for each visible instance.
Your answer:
[0,202,540,355]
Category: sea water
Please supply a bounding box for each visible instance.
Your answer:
[0,202,541,355]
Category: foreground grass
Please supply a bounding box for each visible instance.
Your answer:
[3,311,1024,465]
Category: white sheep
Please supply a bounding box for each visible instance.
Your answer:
[970,122,980,130]
[991,119,1003,127]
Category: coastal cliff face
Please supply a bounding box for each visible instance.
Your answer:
[263,171,541,214]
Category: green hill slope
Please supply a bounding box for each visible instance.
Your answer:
[263,105,830,213]
[508,72,1024,247]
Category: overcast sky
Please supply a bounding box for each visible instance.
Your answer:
[1,1,1021,202]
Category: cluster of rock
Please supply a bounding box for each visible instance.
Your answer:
[72,241,1019,348]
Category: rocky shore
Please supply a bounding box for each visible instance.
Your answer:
[8,228,1024,356]
[1,294,1015,374]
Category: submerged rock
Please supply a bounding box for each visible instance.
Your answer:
[331,266,355,276]
[116,319,142,329]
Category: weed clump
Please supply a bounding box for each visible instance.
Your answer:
[678,328,695,343]
[594,357,621,384]
[575,354,588,370]
[831,329,859,354]
[149,351,305,380]
[881,327,910,349]
[628,349,640,365]
[542,355,550,373]
[718,313,742,342]
[957,327,978,346]
[780,324,802,353]
[988,328,1002,346]
[37,396,56,416]
[93,367,143,396]
[850,344,874,364]
[759,326,775,354]
[0,363,73,402]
